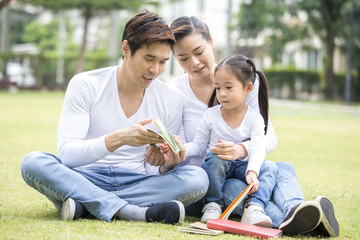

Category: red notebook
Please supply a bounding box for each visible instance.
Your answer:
[207,218,283,239]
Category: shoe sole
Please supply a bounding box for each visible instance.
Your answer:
[280,201,321,236]
[316,196,339,237]
[61,198,75,221]
[254,221,273,228]
[172,200,185,223]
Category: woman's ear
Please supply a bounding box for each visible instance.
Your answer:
[247,82,254,93]
[209,34,214,46]
[122,40,130,59]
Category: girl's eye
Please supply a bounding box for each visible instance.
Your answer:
[215,87,220,90]
[226,86,233,89]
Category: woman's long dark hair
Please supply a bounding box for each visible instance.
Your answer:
[208,54,269,134]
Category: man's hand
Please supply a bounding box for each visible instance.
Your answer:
[105,118,164,152]
[159,136,187,174]
[210,139,248,161]
[145,145,165,166]
[246,170,259,194]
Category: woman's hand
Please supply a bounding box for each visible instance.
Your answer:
[210,139,248,161]
[246,170,259,194]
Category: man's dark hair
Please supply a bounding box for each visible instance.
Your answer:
[122,11,175,57]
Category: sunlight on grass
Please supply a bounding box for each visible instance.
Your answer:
[1,91,359,239]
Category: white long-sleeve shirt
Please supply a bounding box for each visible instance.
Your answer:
[57,66,183,174]
[185,105,266,175]
[170,73,277,167]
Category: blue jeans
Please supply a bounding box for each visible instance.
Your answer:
[21,151,209,222]
[202,152,277,210]
[223,162,305,228]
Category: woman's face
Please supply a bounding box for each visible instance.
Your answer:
[172,33,215,80]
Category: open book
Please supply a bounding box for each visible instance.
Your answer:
[178,183,283,238]
[147,119,180,153]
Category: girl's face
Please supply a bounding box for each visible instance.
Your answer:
[215,68,253,110]
[172,33,215,80]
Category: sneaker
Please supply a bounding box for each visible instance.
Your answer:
[145,200,185,224]
[241,204,272,228]
[200,202,222,223]
[279,201,321,236]
[308,196,339,237]
[61,198,89,221]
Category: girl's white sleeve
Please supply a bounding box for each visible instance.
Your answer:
[57,77,110,168]
[246,115,267,176]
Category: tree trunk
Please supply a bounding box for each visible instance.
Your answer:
[320,0,344,100]
[0,0,11,11]
[76,7,92,74]
[325,36,335,100]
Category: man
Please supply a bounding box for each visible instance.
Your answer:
[20,11,209,224]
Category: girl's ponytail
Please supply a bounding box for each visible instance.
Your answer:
[256,70,269,134]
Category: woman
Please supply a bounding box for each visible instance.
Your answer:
[169,16,339,237]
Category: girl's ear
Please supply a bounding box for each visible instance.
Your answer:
[122,40,130,59]
[247,82,254,93]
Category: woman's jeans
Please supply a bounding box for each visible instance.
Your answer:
[186,161,305,228]
[21,151,209,222]
[223,162,305,228]
[202,152,277,210]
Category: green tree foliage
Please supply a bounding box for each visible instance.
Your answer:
[236,0,360,100]
[22,17,77,55]
[19,0,160,73]
[235,0,299,63]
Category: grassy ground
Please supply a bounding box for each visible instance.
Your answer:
[0,91,359,239]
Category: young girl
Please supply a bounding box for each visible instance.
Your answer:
[184,54,276,227]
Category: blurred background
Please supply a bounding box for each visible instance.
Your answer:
[0,0,359,103]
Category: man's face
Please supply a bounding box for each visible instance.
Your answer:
[124,41,171,88]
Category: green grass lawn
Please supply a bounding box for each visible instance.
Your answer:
[1,91,359,239]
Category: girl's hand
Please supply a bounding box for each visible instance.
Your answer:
[210,139,248,161]
[246,170,259,194]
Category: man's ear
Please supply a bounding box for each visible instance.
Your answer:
[122,40,130,59]
[247,82,254,93]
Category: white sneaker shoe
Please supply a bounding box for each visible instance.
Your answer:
[200,202,222,223]
[241,204,273,228]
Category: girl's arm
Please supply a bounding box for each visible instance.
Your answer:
[245,113,267,176]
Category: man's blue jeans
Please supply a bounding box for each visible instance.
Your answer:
[202,152,277,210]
[21,151,209,222]
[223,162,305,228]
